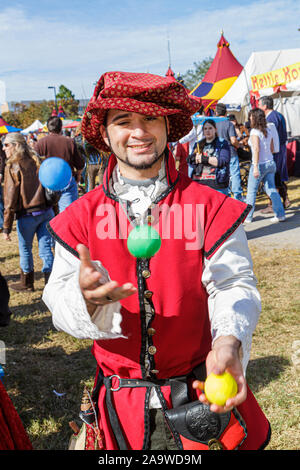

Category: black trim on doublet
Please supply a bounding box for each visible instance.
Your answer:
[142,387,152,450]
[136,258,148,379]
[46,222,79,258]
[258,422,272,450]
[204,204,252,259]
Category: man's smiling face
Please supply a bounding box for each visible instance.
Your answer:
[100,110,169,176]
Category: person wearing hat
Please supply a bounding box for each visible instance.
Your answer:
[43,72,270,451]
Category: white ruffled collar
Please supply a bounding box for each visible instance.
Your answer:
[108,158,169,221]
[110,158,168,200]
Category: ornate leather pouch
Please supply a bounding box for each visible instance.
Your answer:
[165,400,247,450]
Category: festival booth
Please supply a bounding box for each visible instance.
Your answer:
[62,119,80,129]
[0,117,22,135]
[219,48,300,175]
[190,33,243,113]
[174,34,244,177]
[21,119,44,135]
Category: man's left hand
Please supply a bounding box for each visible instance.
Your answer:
[193,335,247,413]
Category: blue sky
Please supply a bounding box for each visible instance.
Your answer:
[1,0,300,102]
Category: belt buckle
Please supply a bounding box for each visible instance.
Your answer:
[110,374,121,392]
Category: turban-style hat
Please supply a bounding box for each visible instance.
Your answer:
[81,71,201,152]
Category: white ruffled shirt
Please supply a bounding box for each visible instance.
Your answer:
[43,160,261,406]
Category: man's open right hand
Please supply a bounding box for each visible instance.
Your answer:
[77,244,137,315]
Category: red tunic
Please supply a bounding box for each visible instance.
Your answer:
[48,152,270,450]
[0,381,32,450]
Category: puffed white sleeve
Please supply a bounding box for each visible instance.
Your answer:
[201,224,261,373]
[42,243,125,340]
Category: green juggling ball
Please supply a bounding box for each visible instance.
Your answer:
[127,225,161,258]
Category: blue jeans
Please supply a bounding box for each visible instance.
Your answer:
[245,160,285,221]
[188,164,193,178]
[58,176,78,212]
[16,208,54,273]
[0,185,3,229]
[229,153,243,200]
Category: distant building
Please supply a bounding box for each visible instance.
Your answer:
[0,102,9,114]
[8,100,45,112]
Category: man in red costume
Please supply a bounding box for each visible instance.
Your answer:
[43,71,271,450]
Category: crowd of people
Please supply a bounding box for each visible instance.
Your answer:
[0,72,291,450]
[174,97,290,223]
[0,117,110,293]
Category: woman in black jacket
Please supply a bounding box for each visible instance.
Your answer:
[188,119,231,195]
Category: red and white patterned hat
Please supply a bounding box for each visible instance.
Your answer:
[81,71,201,152]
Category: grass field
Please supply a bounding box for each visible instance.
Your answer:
[0,178,299,450]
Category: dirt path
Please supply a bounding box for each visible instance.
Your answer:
[244,202,300,250]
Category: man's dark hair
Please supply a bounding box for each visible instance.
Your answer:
[215,103,227,116]
[259,96,274,110]
[47,116,63,133]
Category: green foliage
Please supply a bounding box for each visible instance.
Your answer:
[56,84,75,100]
[3,101,53,129]
[56,84,79,119]
[57,99,79,120]
[1,111,23,128]
[182,57,214,91]
[3,84,79,129]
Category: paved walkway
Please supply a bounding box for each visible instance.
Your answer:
[244,202,300,250]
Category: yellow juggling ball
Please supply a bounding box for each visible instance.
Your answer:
[204,372,238,406]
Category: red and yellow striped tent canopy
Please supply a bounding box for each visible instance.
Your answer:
[190,33,243,111]
[0,117,22,134]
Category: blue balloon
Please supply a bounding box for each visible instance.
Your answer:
[39,157,72,191]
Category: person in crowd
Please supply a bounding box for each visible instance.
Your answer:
[0,271,11,327]
[258,96,291,210]
[228,114,242,140]
[215,103,244,201]
[244,108,285,224]
[228,115,251,161]
[84,140,110,190]
[2,133,54,290]
[187,119,230,195]
[73,123,88,193]
[26,134,37,149]
[179,124,203,177]
[0,142,5,232]
[42,71,270,451]
[34,116,85,212]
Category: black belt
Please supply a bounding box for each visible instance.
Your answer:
[103,363,206,450]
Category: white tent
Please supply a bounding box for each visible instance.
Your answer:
[21,119,44,135]
[220,49,300,137]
